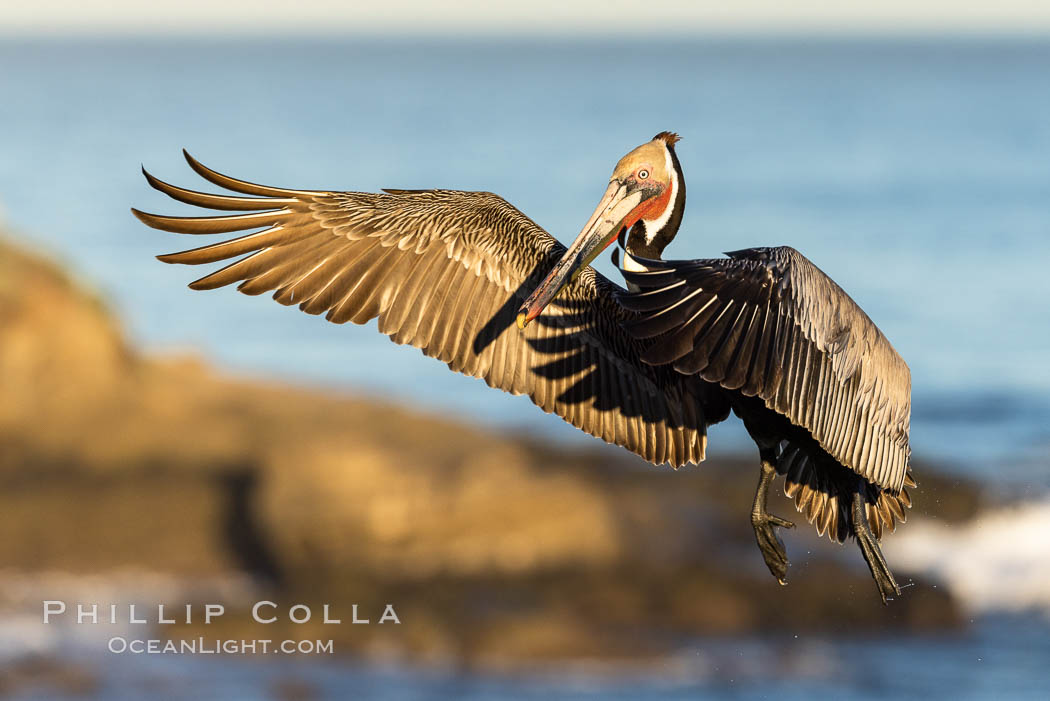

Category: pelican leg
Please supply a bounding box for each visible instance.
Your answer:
[751,456,795,584]
[851,483,901,604]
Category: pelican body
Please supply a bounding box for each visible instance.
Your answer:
[133,132,913,602]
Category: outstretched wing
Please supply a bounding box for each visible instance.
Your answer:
[619,247,911,492]
[132,152,722,467]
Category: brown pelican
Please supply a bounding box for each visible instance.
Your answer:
[132,132,913,602]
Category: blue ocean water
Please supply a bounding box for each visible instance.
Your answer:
[1,37,1049,483]
[8,615,1048,700]
[1,33,1050,701]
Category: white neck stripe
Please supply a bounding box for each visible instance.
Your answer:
[642,147,677,245]
[622,251,651,273]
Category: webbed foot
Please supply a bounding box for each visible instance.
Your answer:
[751,456,795,584]
[852,486,901,604]
[752,511,795,584]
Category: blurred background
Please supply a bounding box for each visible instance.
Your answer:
[1,1,1049,699]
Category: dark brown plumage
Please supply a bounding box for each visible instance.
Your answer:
[623,249,910,486]
[133,135,913,603]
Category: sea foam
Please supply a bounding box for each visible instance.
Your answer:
[887,500,1050,615]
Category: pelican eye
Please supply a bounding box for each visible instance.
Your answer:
[638,169,650,180]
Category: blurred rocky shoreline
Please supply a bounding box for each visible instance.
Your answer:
[0,231,982,668]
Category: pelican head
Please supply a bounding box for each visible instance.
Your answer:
[517,131,685,329]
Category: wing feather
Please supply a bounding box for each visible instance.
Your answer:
[622,248,911,492]
[134,153,723,468]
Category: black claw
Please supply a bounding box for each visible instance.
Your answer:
[858,531,900,604]
[751,458,794,585]
[852,483,901,604]
[752,512,794,584]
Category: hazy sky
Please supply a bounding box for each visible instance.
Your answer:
[4,0,1050,36]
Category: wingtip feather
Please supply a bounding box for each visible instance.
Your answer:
[131,208,157,227]
[141,167,166,193]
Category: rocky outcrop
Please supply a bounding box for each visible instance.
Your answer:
[0,232,973,666]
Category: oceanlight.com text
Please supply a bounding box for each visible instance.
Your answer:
[108,637,335,655]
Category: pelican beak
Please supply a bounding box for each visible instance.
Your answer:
[516,180,645,329]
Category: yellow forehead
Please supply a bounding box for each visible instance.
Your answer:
[612,140,669,182]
